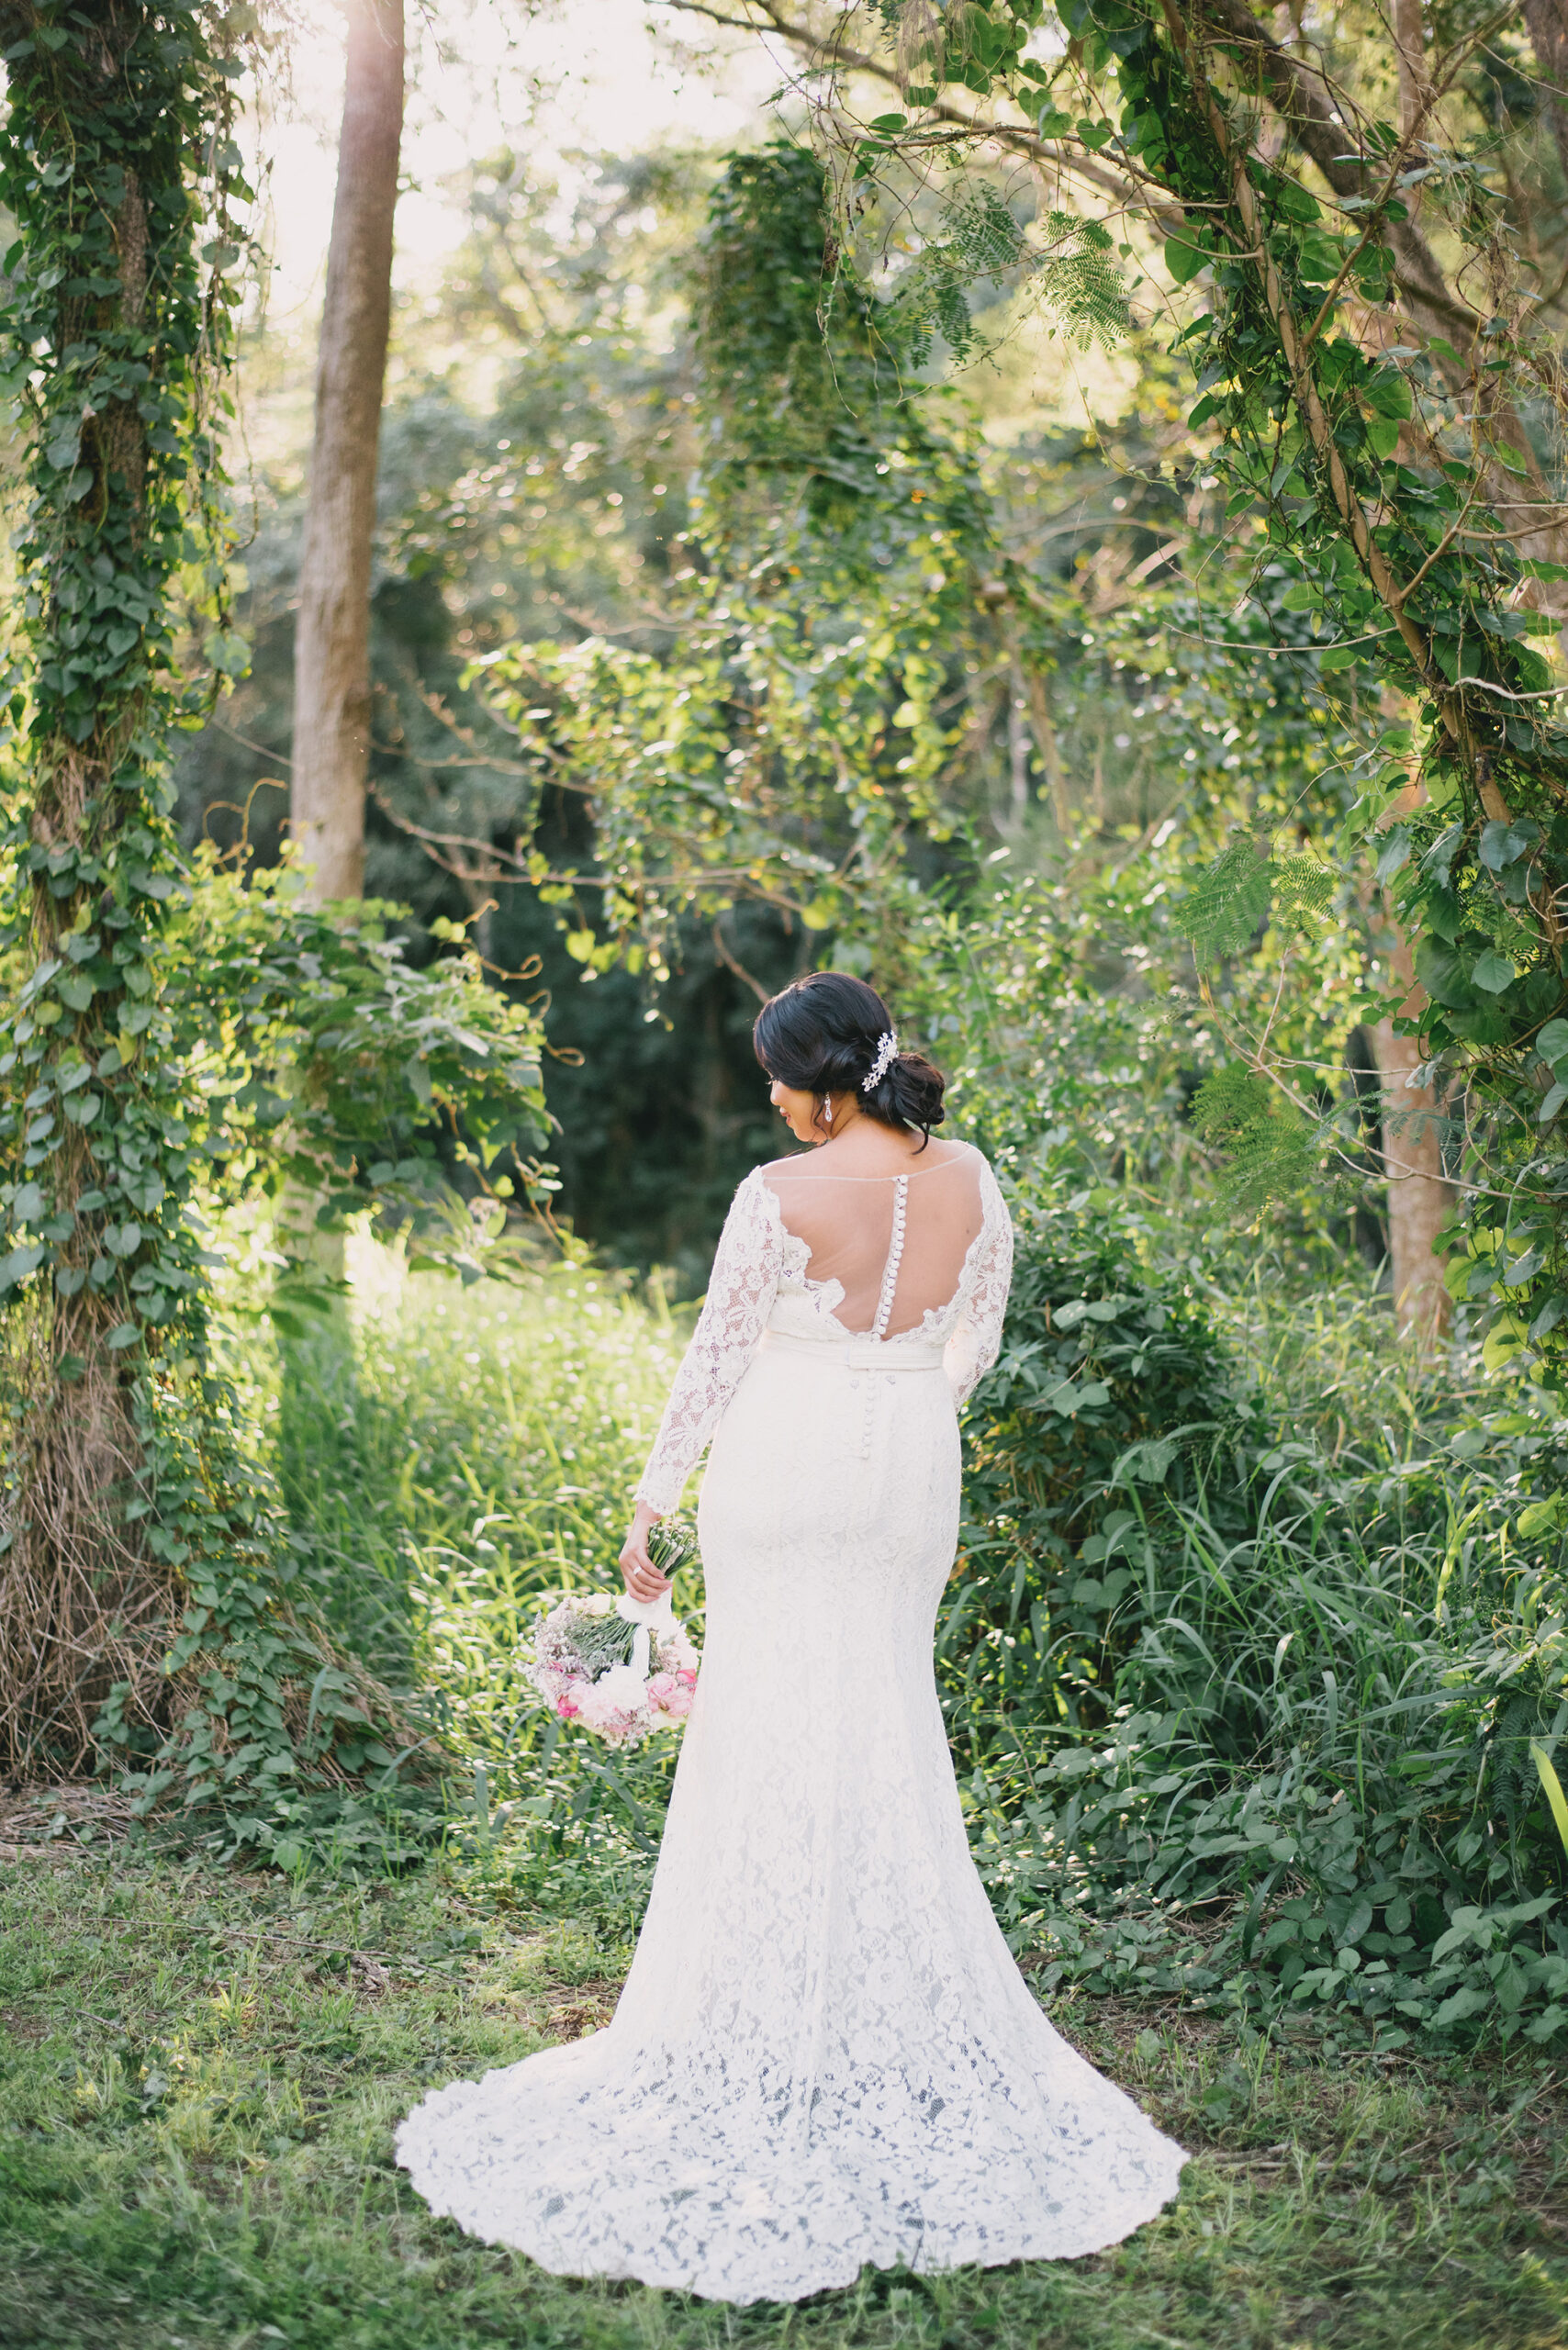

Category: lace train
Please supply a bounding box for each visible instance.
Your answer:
[398,1241,1186,2301]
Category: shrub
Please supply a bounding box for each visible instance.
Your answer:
[947,1185,1568,2043]
[946,1177,1264,1766]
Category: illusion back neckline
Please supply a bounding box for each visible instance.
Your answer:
[756,1149,985,1341]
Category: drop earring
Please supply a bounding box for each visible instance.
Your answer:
[823,1095,833,1126]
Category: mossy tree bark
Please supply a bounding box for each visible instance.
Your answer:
[1372,932,1455,1348]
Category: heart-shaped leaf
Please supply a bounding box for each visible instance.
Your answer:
[1472,950,1518,994]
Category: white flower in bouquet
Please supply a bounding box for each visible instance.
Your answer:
[596,1662,651,1713]
[573,1672,652,1746]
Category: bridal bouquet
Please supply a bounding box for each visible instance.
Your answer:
[523,1518,700,1748]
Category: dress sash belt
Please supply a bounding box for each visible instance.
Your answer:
[760,1324,946,1460]
[760,1326,946,1374]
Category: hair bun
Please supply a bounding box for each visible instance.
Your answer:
[868,1048,946,1135]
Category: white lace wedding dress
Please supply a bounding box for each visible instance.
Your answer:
[398,1141,1186,2300]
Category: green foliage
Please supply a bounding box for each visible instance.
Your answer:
[252,1247,690,1861]
[60,867,554,1858]
[749,0,1568,1373]
[958,1225,1568,2044]
[880,860,1564,2038]
[886,191,1126,364]
[700,141,895,479]
[1068,0,1568,1371]
[1181,837,1272,968]
[899,845,1375,1281]
[454,145,1024,987]
[952,1181,1260,1739]
[1189,1066,1321,1216]
[0,0,251,1354]
[178,118,1387,1275]
[0,0,245,755]
[3,856,552,1322]
[0,4,554,1833]
[95,1365,437,1869]
[174,148,788,1276]
[171,853,551,1248]
[1030,210,1127,351]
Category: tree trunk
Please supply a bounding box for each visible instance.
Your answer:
[1371,923,1454,1348]
[0,4,229,1769]
[1394,0,1432,143]
[1019,661,1072,835]
[1522,0,1568,188]
[1394,0,1432,229]
[291,0,404,904]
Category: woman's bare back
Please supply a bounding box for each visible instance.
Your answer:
[760,1136,986,1338]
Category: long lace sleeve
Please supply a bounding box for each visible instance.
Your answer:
[635,1171,783,1513]
[942,1164,1014,1410]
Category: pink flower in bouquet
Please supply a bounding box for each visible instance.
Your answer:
[646,1671,693,1723]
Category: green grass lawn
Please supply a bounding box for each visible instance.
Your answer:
[3,1792,1564,2350]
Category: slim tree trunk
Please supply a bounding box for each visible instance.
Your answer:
[1017,659,1072,835]
[291,0,404,903]
[1394,0,1431,134]
[1368,746,1453,1349]
[1371,923,1454,1348]
[1523,0,1568,186]
[1394,0,1432,226]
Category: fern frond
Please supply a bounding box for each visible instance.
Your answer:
[1035,212,1128,352]
[1271,852,1335,934]
[1192,1066,1318,1214]
[1179,839,1272,967]
[879,191,1126,365]
[944,185,1027,276]
[882,250,976,364]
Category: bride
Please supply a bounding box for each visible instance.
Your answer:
[398,971,1185,2302]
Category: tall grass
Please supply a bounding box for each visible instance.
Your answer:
[249,1223,1568,2036]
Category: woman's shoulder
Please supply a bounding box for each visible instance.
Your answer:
[750,1151,811,1182]
[763,1136,986,1178]
[928,1137,1006,1204]
[913,1136,989,1177]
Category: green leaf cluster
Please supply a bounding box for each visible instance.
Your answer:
[952,1181,1568,2042]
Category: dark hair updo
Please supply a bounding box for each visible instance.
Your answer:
[753,971,946,1145]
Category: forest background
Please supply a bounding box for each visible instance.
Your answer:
[2,2,1568,2344]
[187,0,1385,1282]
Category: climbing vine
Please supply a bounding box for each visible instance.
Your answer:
[0,0,549,1851]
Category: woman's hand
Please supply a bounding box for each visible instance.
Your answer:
[620,1501,672,1606]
